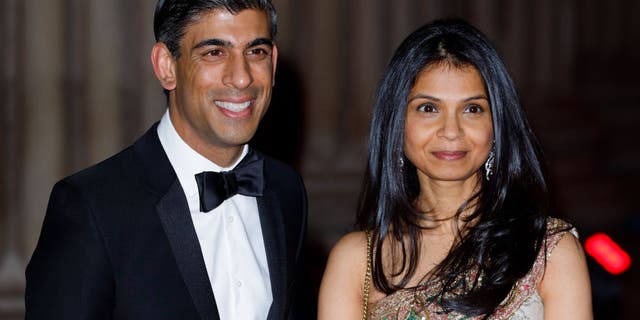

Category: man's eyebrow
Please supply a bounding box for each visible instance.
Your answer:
[192,38,273,51]
[247,38,274,48]
[193,38,231,50]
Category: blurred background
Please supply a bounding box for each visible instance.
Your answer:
[1,0,639,318]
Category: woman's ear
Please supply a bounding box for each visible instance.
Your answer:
[150,42,177,91]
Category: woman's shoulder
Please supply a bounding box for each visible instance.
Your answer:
[544,217,579,257]
[546,217,577,237]
[318,231,370,319]
[322,230,371,285]
[537,218,592,318]
[543,217,584,267]
[327,231,369,268]
[517,217,581,290]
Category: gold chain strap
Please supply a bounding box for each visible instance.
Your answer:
[362,231,373,320]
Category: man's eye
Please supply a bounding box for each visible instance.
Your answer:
[248,48,270,56]
[205,49,224,57]
[417,104,437,112]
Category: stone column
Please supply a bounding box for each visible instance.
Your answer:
[21,0,67,257]
[86,1,124,163]
[0,0,27,318]
[138,0,166,129]
[0,0,65,318]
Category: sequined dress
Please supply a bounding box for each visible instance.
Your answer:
[367,218,576,320]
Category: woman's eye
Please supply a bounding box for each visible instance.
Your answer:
[465,104,484,113]
[417,104,437,113]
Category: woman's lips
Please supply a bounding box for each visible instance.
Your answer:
[431,151,467,160]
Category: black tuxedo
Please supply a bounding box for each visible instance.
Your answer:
[25,124,307,320]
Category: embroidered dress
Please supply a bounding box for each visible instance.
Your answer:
[367,218,576,320]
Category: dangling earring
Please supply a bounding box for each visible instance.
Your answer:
[399,156,405,169]
[484,146,495,180]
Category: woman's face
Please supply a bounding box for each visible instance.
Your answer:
[404,63,493,186]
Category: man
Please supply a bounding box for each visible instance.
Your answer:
[25,1,307,319]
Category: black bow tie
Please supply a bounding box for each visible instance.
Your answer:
[194,150,265,212]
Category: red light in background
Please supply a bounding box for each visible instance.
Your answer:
[585,233,631,275]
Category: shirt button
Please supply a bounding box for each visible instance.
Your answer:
[235,280,242,288]
[227,215,234,223]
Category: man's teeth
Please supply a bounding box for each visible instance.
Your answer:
[215,101,251,112]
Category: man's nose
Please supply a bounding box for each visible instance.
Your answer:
[222,55,253,89]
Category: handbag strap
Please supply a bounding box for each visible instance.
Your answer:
[362,231,373,320]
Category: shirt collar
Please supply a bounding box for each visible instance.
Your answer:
[157,109,248,199]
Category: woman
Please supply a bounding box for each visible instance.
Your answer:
[318,19,592,319]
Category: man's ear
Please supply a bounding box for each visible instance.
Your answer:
[150,42,177,91]
[271,44,278,86]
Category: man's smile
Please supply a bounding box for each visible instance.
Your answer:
[214,100,252,112]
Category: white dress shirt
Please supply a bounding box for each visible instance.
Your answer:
[157,110,272,320]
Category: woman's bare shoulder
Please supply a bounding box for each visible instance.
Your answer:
[332,231,368,255]
[318,231,370,319]
[326,231,369,276]
[539,231,593,319]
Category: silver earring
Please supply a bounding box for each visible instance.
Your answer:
[484,147,495,180]
[399,156,405,168]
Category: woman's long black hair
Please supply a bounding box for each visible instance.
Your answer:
[355,19,549,316]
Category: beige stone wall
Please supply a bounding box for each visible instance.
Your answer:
[2,0,639,318]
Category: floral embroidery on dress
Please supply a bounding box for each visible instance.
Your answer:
[367,218,575,320]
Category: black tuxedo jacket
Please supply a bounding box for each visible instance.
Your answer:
[25,124,308,320]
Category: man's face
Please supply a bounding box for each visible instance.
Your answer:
[166,9,277,164]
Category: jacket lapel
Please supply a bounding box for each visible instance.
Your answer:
[134,124,219,320]
[157,182,220,320]
[257,188,288,320]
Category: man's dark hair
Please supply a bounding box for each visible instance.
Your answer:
[154,0,277,58]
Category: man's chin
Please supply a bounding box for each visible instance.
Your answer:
[214,132,257,148]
